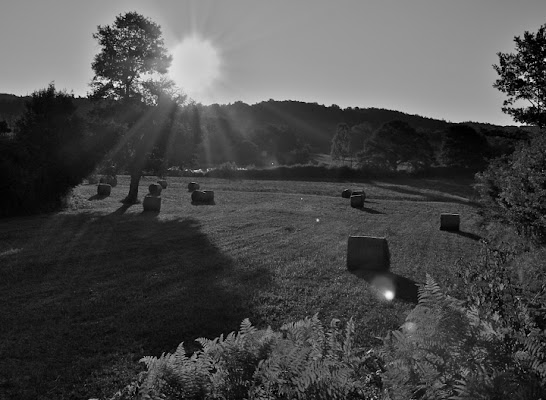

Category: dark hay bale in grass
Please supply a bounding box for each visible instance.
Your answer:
[188,181,200,192]
[143,195,161,212]
[350,194,365,208]
[440,213,460,231]
[341,189,352,198]
[191,190,214,203]
[148,183,162,196]
[157,179,168,189]
[97,183,111,196]
[347,236,390,271]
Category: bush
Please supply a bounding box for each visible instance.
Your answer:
[383,274,546,400]
[0,84,103,216]
[475,133,546,242]
[109,316,384,400]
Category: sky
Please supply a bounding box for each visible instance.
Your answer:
[2,0,546,126]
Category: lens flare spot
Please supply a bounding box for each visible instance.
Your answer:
[383,290,395,301]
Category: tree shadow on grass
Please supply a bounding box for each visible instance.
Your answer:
[0,212,271,400]
[349,269,420,304]
[369,181,476,206]
[109,203,133,216]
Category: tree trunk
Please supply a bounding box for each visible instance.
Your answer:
[123,172,141,204]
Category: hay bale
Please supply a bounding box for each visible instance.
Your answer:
[191,190,214,203]
[97,183,111,196]
[341,189,352,198]
[143,195,161,212]
[350,194,364,208]
[188,181,200,191]
[106,175,117,187]
[157,179,168,189]
[100,175,117,187]
[347,236,390,271]
[351,189,366,200]
[148,183,162,196]
[440,213,460,231]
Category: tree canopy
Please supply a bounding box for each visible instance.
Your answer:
[330,123,350,164]
[358,120,433,171]
[91,11,182,203]
[91,11,173,103]
[440,124,490,169]
[493,24,546,127]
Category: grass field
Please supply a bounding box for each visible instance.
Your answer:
[0,176,483,399]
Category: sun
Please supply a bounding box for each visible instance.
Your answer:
[169,35,221,102]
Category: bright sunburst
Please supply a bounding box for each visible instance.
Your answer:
[169,35,221,102]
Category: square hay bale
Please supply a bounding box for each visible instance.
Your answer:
[157,179,168,189]
[440,213,460,231]
[347,236,390,271]
[143,195,161,212]
[341,189,353,198]
[148,183,162,196]
[188,182,200,191]
[350,194,364,208]
[97,183,111,196]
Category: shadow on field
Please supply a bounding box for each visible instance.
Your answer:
[350,270,420,304]
[370,181,475,205]
[191,201,216,206]
[110,203,133,216]
[453,230,482,241]
[0,212,270,400]
[88,193,109,201]
[358,206,384,214]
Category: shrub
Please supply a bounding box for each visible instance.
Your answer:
[0,84,103,216]
[109,316,384,400]
[383,274,546,400]
[475,133,546,242]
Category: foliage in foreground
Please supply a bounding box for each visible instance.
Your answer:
[382,274,546,400]
[109,316,384,400]
[108,249,546,400]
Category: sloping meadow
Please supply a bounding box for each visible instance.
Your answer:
[0,176,482,399]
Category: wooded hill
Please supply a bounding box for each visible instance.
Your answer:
[0,93,533,167]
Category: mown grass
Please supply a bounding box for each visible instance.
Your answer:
[0,176,482,399]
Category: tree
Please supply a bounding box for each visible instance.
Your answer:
[91,11,178,203]
[0,84,100,216]
[440,124,490,169]
[330,123,351,165]
[475,134,546,241]
[0,120,11,136]
[493,24,546,127]
[358,120,433,171]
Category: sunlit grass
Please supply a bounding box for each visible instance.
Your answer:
[0,175,482,399]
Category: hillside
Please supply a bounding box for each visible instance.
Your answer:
[0,93,532,166]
